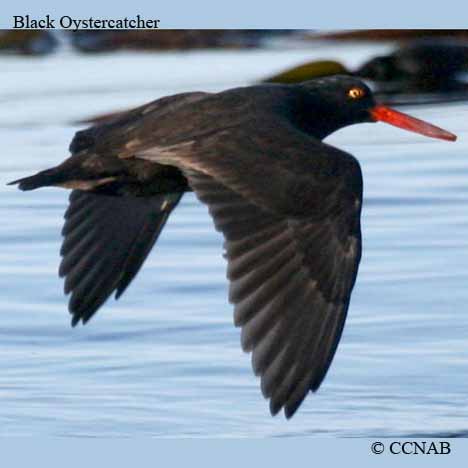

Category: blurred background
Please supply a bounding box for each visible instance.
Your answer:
[1,29,468,437]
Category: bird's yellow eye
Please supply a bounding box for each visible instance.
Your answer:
[348,87,365,99]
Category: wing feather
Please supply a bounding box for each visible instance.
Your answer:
[59,190,182,326]
[183,163,362,418]
[135,117,362,417]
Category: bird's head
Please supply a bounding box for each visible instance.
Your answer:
[300,76,456,141]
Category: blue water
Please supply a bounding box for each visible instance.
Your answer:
[2,44,468,437]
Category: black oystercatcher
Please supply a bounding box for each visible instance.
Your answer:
[9,76,456,418]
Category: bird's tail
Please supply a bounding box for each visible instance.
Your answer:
[8,167,66,191]
[8,152,122,192]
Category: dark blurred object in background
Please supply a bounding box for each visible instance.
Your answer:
[264,40,468,102]
[69,30,293,53]
[308,29,468,41]
[356,40,468,91]
[0,30,58,55]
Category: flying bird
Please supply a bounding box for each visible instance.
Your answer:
[9,76,456,418]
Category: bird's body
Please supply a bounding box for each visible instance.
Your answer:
[10,76,455,418]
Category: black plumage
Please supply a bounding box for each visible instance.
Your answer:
[60,190,182,326]
[9,75,455,418]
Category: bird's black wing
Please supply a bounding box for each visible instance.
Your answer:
[60,190,182,326]
[137,121,363,418]
[70,91,209,154]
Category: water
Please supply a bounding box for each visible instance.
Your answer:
[1,43,468,437]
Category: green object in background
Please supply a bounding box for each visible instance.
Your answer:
[263,60,350,83]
